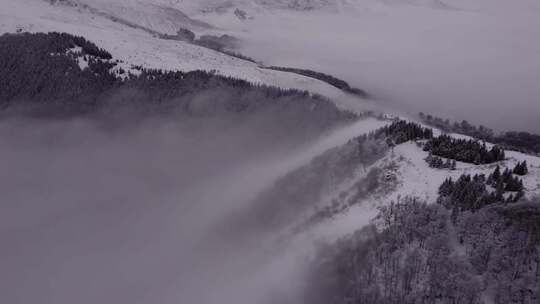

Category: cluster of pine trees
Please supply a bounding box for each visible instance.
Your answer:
[380,120,433,144]
[438,165,525,213]
[263,66,368,97]
[487,165,526,192]
[419,112,540,154]
[424,135,505,164]
[425,153,457,170]
[381,120,506,165]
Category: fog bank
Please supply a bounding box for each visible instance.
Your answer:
[231,0,540,132]
[0,113,381,304]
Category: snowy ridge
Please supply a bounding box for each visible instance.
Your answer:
[0,0,348,103]
[297,119,540,243]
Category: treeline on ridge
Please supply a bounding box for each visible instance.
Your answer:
[419,112,540,155]
[382,120,506,165]
[438,164,526,213]
[262,66,368,97]
[159,28,258,63]
[0,31,355,130]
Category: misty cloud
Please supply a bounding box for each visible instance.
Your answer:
[232,0,540,132]
[0,108,382,304]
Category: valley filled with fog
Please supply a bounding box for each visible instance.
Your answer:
[0,112,366,304]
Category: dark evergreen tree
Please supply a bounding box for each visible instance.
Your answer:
[513,161,529,176]
[502,168,513,183]
[505,176,524,192]
[495,180,505,202]
[439,178,454,197]
[492,165,501,184]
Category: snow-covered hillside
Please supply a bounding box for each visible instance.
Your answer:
[295,121,540,243]
[2,2,540,303]
[3,0,539,262]
[0,0,354,106]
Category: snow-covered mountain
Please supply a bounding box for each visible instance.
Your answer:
[6,0,539,130]
[1,1,540,304]
[0,0,355,106]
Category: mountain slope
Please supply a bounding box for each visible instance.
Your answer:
[283,120,540,243]
[2,2,540,304]
[0,0,352,105]
[49,0,214,33]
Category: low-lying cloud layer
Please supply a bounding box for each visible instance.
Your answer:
[233,0,540,132]
[0,111,374,304]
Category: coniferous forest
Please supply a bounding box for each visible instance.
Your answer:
[423,135,505,165]
[262,66,368,97]
[382,120,506,165]
[419,112,540,155]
